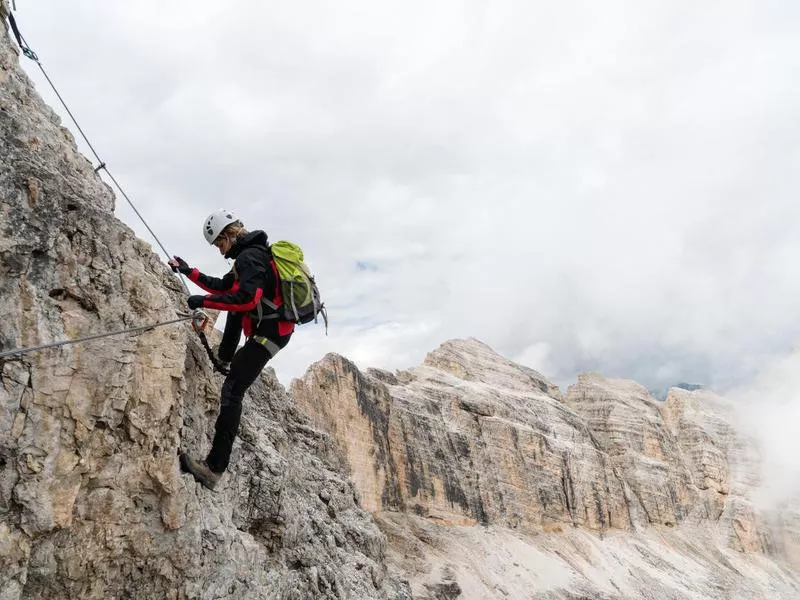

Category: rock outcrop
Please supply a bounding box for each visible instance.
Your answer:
[292,340,632,534]
[0,10,408,599]
[292,339,800,599]
[3,4,799,599]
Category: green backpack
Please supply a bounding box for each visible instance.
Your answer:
[260,241,327,330]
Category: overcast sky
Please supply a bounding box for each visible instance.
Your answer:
[12,0,800,392]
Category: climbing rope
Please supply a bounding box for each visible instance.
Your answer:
[196,330,230,376]
[186,309,230,375]
[6,10,190,296]
[0,310,229,376]
[3,10,232,377]
[0,313,196,360]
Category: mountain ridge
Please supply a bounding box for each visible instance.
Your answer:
[291,339,800,598]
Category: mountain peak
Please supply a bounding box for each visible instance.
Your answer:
[292,337,800,599]
[422,337,560,396]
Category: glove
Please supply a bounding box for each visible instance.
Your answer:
[187,295,205,310]
[169,256,192,275]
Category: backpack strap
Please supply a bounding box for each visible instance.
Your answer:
[253,259,282,326]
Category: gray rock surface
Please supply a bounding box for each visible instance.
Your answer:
[0,10,409,599]
[2,3,799,599]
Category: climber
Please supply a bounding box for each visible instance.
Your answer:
[169,210,294,490]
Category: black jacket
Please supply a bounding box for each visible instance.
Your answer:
[188,230,293,361]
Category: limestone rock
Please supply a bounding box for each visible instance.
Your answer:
[292,342,631,534]
[292,340,800,599]
[0,16,408,600]
[3,5,799,598]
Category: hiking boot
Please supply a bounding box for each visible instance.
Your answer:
[179,453,222,491]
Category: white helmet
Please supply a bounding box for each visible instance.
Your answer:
[202,210,239,245]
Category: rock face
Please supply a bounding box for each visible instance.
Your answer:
[3,4,799,599]
[292,341,631,534]
[0,10,408,600]
[292,340,800,599]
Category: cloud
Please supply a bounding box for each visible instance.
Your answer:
[15,0,800,389]
[730,352,800,509]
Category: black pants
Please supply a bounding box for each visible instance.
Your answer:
[205,338,276,473]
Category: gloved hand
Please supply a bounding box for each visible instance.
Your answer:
[187,295,205,310]
[169,256,192,275]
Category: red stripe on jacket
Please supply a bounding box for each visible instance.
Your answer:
[202,287,263,312]
[188,268,239,295]
[194,260,294,337]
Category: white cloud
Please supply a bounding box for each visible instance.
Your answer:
[14,0,800,389]
[731,352,800,509]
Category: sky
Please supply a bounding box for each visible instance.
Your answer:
[10,0,800,392]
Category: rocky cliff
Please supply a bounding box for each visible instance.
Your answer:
[0,9,408,599]
[292,340,800,599]
[2,5,799,599]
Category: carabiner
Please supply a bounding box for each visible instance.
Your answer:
[191,310,209,333]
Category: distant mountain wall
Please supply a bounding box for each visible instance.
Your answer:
[292,339,800,599]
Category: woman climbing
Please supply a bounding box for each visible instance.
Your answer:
[169,210,294,490]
